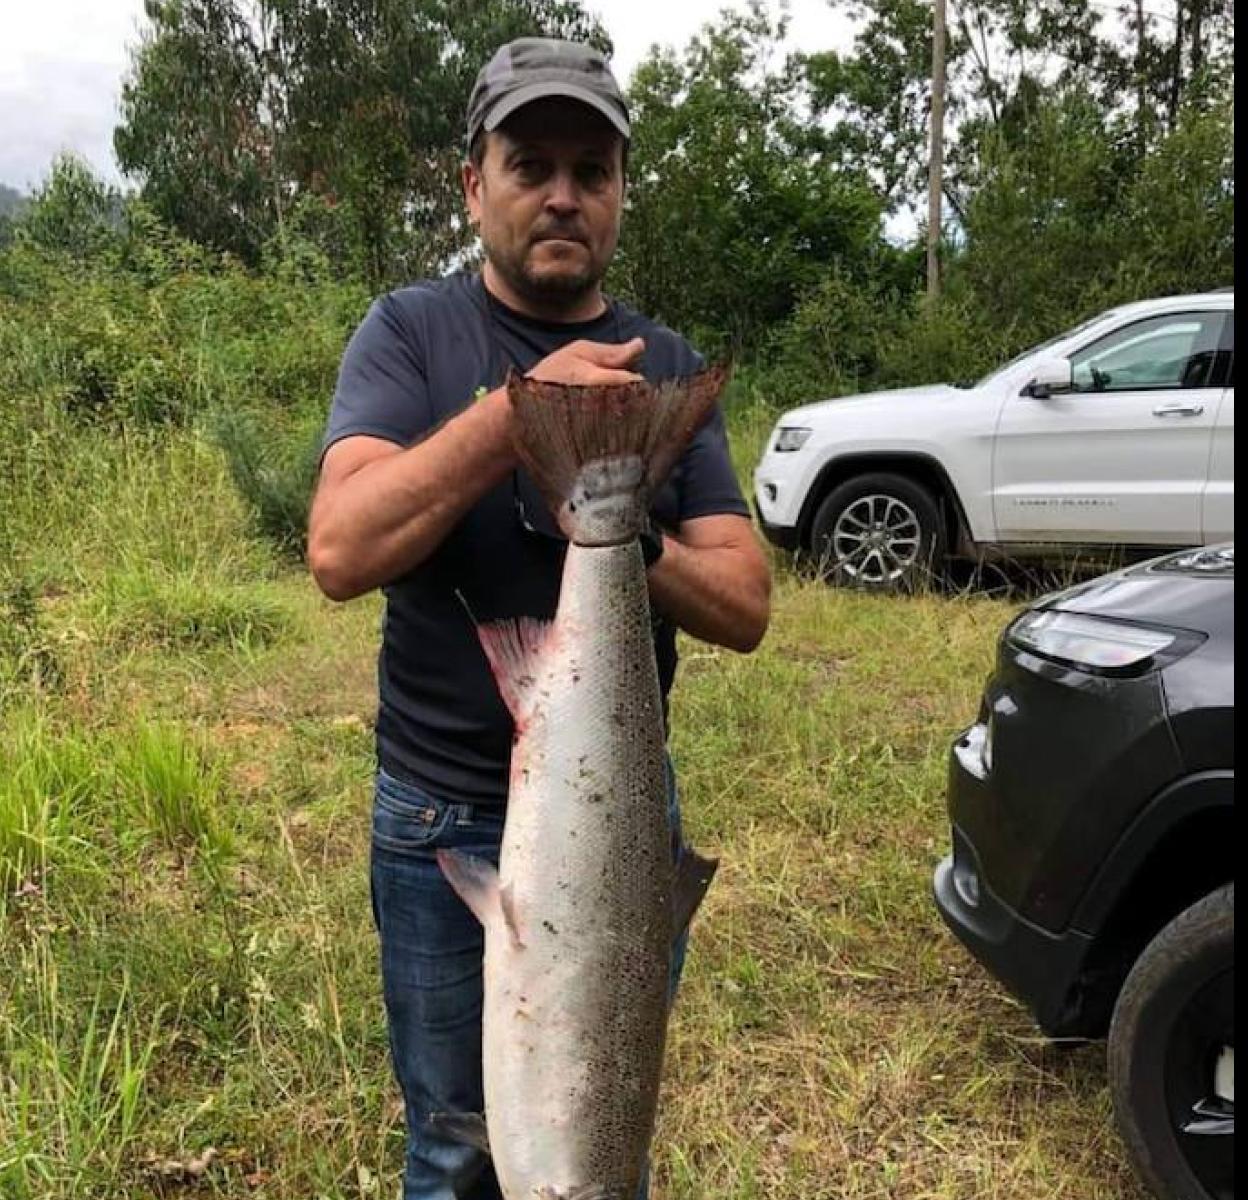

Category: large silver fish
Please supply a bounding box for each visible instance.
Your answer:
[435,367,727,1200]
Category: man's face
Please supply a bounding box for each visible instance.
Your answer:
[463,99,625,311]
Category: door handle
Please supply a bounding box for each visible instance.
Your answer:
[1153,402,1205,417]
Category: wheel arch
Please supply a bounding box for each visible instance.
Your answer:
[797,453,976,557]
[1066,772,1235,1037]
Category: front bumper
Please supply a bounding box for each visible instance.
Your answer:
[754,504,800,551]
[933,829,1096,1037]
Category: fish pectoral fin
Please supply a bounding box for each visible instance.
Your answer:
[436,850,501,929]
[427,1111,490,1154]
[476,617,554,724]
[672,846,719,940]
[437,851,527,948]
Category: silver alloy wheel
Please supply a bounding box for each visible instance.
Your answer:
[830,493,923,584]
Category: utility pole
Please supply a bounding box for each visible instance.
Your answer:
[926,0,948,304]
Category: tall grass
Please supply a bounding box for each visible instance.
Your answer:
[113,722,231,855]
[0,715,97,894]
[0,960,164,1200]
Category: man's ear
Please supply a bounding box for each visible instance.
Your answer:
[462,160,482,226]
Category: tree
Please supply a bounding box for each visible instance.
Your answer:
[115,0,608,284]
[803,0,946,213]
[614,6,884,356]
[14,155,125,263]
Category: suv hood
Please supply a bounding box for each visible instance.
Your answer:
[780,383,967,426]
[1041,545,1235,637]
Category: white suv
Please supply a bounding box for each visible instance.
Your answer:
[753,290,1235,590]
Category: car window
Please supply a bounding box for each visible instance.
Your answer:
[1070,312,1225,393]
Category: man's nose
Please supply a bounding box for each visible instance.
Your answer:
[544,169,581,214]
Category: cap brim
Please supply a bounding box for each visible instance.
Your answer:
[482,81,630,140]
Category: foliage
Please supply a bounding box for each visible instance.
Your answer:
[213,407,325,556]
[614,6,886,357]
[949,86,1234,349]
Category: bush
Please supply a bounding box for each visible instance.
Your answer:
[212,408,325,557]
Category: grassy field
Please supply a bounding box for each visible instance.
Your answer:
[0,415,1149,1200]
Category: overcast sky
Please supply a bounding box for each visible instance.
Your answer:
[0,0,857,193]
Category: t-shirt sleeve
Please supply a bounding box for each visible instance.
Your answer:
[321,293,433,457]
[676,403,751,522]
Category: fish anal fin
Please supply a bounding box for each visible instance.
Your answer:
[436,849,501,929]
[672,846,719,940]
[476,617,554,725]
[427,1111,490,1154]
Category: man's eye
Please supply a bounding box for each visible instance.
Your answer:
[578,164,610,186]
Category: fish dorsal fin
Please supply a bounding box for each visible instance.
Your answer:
[672,847,719,940]
[476,617,554,726]
[427,1111,490,1154]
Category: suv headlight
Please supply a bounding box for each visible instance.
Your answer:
[773,426,813,452]
[1007,611,1203,676]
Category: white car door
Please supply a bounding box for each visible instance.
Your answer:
[993,310,1227,545]
[1202,375,1234,543]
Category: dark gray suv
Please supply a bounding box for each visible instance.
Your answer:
[934,545,1234,1200]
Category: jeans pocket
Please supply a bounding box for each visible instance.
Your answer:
[372,770,453,855]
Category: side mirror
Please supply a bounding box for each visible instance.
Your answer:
[1024,357,1073,399]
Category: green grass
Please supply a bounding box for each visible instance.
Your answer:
[0,415,1150,1198]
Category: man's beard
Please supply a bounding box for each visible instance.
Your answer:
[483,230,607,312]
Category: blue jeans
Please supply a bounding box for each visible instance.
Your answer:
[370,764,686,1200]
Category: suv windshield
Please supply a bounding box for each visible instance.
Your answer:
[972,312,1116,389]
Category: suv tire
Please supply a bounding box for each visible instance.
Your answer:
[808,473,946,592]
[1108,883,1235,1200]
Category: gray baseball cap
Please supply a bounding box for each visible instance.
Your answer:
[466,37,630,153]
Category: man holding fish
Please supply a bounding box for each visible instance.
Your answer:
[308,36,771,1200]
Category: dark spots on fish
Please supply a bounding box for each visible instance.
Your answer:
[543,920,559,936]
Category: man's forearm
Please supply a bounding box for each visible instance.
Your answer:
[647,530,770,653]
[308,389,514,600]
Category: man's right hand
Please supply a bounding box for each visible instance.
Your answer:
[309,337,648,601]
[526,337,646,387]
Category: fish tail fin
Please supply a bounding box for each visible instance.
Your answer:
[506,365,729,545]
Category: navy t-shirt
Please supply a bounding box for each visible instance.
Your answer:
[322,271,748,806]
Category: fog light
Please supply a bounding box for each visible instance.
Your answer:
[953,859,981,908]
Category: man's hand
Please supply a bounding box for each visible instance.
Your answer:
[647,514,771,653]
[526,337,645,386]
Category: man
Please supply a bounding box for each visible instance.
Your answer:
[308,36,770,1200]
